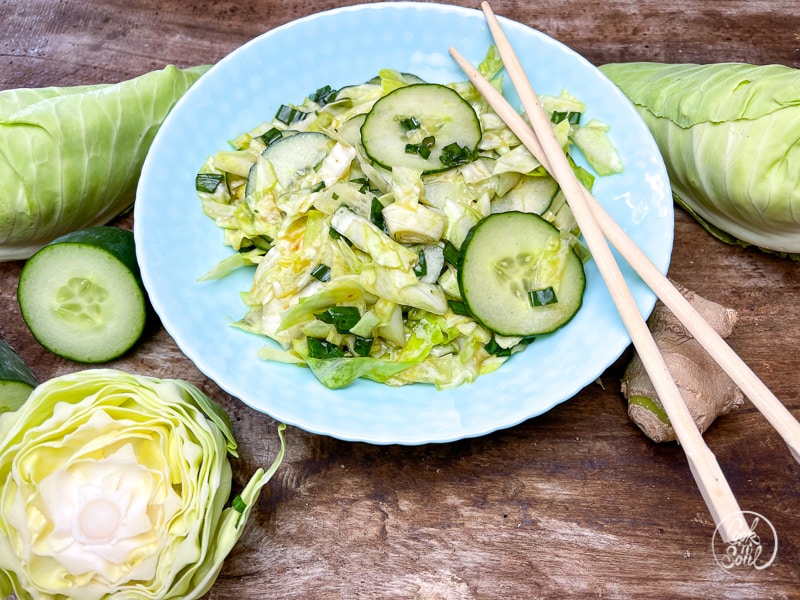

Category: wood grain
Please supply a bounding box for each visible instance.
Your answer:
[1,1,799,598]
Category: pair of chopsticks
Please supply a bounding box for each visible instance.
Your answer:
[451,1,800,543]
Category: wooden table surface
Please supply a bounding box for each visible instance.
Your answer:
[2,1,799,598]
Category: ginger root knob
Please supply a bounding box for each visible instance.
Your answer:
[620,280,744,442]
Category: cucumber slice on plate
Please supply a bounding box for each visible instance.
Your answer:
[458,211,585,336]
[261,131,335,190]
[360,83,481,174]
[18,226,147,363]
[0,337,38,412]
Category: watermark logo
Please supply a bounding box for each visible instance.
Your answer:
[711,511,778,572]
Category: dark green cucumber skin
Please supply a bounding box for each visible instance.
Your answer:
[46,226,144,289]
[0,337,38,388]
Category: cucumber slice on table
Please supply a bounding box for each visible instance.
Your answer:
[458,211,585,336]
[18,226,147,363]
[360,83,481,174]
[0,337,38,412]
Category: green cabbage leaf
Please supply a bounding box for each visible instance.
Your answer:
[600,61,800,258]
[0,65,209,261]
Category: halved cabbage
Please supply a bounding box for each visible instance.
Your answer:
[0,65,209,261]
[600,62,800,258]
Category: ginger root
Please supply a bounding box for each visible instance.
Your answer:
[620,280,744,442]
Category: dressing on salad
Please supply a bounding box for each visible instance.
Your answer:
[195,47,622,389]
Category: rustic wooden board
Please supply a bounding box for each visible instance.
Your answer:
[1,1,799,598]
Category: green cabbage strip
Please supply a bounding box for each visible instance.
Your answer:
[0,368,286,600]
[0,64,210,261]
[600,62,800,258]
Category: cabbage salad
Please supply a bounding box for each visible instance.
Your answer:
[195,47,622,389]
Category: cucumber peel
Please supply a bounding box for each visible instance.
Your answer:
[18,226,147,363]
[0,337,38,412]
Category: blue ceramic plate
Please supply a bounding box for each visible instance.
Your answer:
[135,2,673,444]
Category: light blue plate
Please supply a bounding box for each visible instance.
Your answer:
[135,2,673,445]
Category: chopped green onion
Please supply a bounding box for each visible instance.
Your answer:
[448,299,472,316]
[414,249,428,277]
[400,116,421,131]
[405,135,435,159]
[332,192,340,200]
[328,227,352,246]
[275,104,307,125]
[484,336,512,357]
[195,173,224,193]
[311,264,332,282]
[353,336,373,357]
[315,306,361,333]
[529,286,558,307]
[232,494,247,526]
[551,111,582,125]
[350,177,378,195]
[370,197,386,230]
[311,181,326,193]
[307,337,344,359]
[443,240,461,266]
[310,85,337,106]
[259,127,283,147]
[439,142,477,167]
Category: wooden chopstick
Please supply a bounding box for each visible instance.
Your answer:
[449,1,755,542]
[473,0,800,470]
[469,2,800,467]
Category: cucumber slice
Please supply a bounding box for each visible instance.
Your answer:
[337,114,366,149]
[261,131,334,190]
[458,212,585,336]
[0,337,38,412]
[360,83,481,174]
[18,226,147,363]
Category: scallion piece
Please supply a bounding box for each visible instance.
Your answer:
[311,264,331,282]
[370,197,386,230]
[315,306,361,333]
[195,173,224,193]
[310,85,337,106]
[353,336,373,357]
[439,142,477,167]
[275,104,307,125]
[529,286,558,307]
[443,240,461,267]
[400,116,421,131]
[448,299,472,316]
[404,135,435,159]
[259,127,283,147]
[551,111,582,125]
[484,336,513,357]
[413,249,428,278]
[311,181,326,193]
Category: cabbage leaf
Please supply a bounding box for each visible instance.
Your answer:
[600,61,800,258]
[0,64,209,261]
